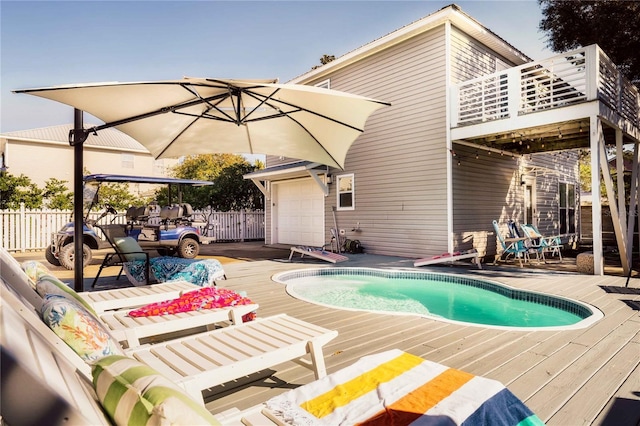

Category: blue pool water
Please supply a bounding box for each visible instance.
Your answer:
[274,268,602,329]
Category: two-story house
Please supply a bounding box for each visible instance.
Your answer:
[245,4,639,275]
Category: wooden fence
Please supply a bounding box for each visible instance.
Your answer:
[0,204,264,252]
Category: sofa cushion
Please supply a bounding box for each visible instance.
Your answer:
[41,294,123,362]
[92,355,220,426]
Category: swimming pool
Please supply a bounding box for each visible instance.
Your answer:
[273,268,603,330]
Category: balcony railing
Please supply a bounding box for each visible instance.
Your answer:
[451,44,640,129]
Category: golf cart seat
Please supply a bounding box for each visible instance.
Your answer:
[158,205,182,228]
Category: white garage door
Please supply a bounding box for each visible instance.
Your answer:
[274,179,324,246]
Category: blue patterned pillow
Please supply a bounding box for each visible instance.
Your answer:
[41,294,123,362]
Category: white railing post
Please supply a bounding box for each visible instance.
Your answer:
[585,45,598,101]
[507,67,520,119]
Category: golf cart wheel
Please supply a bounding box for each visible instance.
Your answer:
[45,245,61,266]
[177,238,199,259]
[59,243,93,270]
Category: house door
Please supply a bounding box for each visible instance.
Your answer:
[523,178,536,226]
[272,179,325,246]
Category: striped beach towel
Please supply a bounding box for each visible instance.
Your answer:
[265,349,543,425]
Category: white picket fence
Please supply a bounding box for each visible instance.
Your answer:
[0,204,265,252]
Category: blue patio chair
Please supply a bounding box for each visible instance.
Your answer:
[520,223,563,262]
[492,220,530,266]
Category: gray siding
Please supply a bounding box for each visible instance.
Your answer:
[313,26,449,258]
[451,145,581,260]
[450,26,516,83]
[451,144,522,258]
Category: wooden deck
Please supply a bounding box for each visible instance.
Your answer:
[204,255,639,425]
[10,245,639,425]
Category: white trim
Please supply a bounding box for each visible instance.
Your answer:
[336,173,355,211]
[445,21,453,254]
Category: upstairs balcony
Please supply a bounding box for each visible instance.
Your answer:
[450,44,640,153]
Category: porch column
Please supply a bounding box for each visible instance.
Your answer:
[628,143,640,272]
[590,116,604,275]
[600,129,629,274]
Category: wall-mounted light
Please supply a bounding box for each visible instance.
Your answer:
[326,174,332,184]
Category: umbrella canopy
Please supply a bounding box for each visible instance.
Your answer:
[14,77,389,288]
[14,77,390,169]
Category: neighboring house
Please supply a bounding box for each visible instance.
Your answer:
[245,4,639,274]
[0,124,178,195]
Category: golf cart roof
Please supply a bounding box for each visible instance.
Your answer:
[84,174,213,186]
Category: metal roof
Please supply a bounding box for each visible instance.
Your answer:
[1,123,149,152]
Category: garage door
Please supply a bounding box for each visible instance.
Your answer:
[274,179,324,246]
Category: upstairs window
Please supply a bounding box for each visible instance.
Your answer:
[337,173,354,210]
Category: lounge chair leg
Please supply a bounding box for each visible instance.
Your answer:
[307,340,328,379]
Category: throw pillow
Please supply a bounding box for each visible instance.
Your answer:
[41,294,123,362]
[92,355,220,426]
[114,237,147,262]
[36,274,97,316]
[21,260,52,288]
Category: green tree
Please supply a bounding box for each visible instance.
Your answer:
[312,54,336,70]
[165,154,264,210]
[97,182,143,211]
[210,161,265,211]
[0,172,42,209]
[538,0,640,83]
[43,178,73,210]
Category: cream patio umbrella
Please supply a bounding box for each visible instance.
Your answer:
[14,77,390,287]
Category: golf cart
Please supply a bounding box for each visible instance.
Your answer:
[45,174,215,269]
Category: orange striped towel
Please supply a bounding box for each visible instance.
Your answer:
[265,349,543,425]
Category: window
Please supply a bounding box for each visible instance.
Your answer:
[559,182,576,234]
[337,174,354,210]
[121,153,134,169]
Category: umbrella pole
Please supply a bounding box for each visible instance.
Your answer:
[72,109,87,292]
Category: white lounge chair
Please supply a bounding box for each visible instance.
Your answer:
[1,271,338,406]
[413,249,482,269]
[2,281,539,426]
[289,246,349,263]
[2,249,258,348]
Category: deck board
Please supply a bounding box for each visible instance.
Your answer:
[203,258,640,425]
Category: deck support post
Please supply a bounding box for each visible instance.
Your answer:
[590,116,604,275]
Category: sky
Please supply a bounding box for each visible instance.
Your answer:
[0,0,551,133]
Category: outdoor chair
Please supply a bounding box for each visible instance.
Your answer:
[93,223,152,287]
[492,220,530,267]
[520,223,563,262]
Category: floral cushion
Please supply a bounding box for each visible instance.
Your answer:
[35,274,97,316]
[92,355,220,426]
[41,294,123,362]
[128,287,256,322]
[21,260,52,288]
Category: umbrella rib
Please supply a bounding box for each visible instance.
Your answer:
[156,116,201,158]
[283,114,343,170]
[243,90,366,132]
